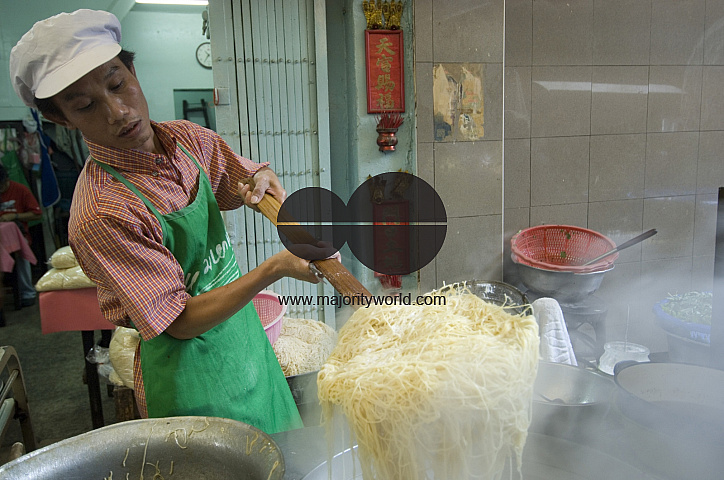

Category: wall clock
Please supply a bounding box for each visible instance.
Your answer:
[196,42,212,69]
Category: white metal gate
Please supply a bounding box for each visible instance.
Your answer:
[208,0,333,323]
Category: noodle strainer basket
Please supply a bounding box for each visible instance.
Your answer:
[253,290,286,345]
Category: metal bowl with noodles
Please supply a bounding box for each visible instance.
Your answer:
[438,279,532,316]
[0,416,284,479]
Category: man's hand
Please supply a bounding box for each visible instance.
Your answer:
[238,167,286,212]
[286,240,339,262]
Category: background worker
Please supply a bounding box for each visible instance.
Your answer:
[0,164,42,307]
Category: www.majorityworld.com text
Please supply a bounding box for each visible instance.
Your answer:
[277,292,447,309]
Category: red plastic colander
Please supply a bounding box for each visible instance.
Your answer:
[252,290,286,345]
[511,225,618,273]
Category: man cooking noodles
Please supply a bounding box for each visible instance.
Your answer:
[9,9,324,433]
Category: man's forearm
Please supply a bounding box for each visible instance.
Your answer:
[164,260,283,340]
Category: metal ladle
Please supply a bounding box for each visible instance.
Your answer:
[582,228,658,266]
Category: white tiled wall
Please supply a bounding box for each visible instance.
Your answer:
[416,0,724,354]
[415,0,507,292]
[502,0,723,353]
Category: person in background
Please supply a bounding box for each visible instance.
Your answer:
[0,164,42,307]
[9,9,331,433]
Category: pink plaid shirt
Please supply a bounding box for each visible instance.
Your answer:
[69,120,267,339]
[69,121,267,415]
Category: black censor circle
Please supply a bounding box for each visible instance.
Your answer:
[276,172,447,275]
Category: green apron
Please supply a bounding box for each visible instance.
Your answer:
[94,145,302,433]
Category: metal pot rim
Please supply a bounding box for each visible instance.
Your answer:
[518,262,614,276]
[534,362,615,407]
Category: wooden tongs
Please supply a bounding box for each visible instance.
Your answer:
[254,191,372,303]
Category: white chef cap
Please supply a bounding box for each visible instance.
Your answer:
[9,9,123,108]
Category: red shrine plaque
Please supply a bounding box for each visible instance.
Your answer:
[365,30,405,114]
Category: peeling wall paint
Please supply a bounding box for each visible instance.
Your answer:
[432,63,485,142]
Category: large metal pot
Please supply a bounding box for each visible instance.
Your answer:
[287,371,322,427]
[300,433,659,480]
[516,262,612,303]
[614,361,724,480]
[0,416,284,479]
[531,362,615,438]
[614,361,724,439]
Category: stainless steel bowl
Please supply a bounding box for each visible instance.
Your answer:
[445,279,532,315]
[0,416,284,479]
[531,362,615,437]
[515,262,612,303]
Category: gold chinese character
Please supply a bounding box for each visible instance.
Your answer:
[375,74,395,92]
[376,37,395,56]
[376,54,393,73]
[376,93,395,109]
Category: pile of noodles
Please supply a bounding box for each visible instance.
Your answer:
[273,317,337,376]
[317,290,540,480]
